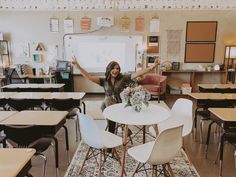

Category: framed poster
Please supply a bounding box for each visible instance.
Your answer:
[135,16,144,32]
[80,17,91,32]
[64,18,74,33]
[186,21,217,42]
[119,16,130,32]
[150,17,160,33]
[185,43,215,63]
[50,18,59,32]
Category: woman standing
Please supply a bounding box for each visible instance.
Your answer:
[72,56,160,133]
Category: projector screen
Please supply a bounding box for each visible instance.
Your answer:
[64,35,142,73]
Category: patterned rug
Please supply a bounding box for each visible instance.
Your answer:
[64,130,200,177]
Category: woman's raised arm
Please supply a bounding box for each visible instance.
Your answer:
[72,56,100,85]
[131,58,160,79]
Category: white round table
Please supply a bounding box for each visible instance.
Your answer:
[103,103,170,177]
[103,103,170,125]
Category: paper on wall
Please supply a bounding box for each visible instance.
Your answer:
[50,18,59,32]
[47,44,58,62]
[14,42,30,57]
[0,32,3,40]
[150,18,160,33]
[64,19,74,34]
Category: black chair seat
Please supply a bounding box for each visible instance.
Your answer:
[32,137,53,154]
[4,125,56,177]
[197,110,210,119]
[0,135,6,147]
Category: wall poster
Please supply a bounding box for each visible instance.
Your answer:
[135,16,144,32]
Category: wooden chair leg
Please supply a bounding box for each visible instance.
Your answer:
[132,163,141,177]
[78,147,91,175]
[166,163,175,177]
[142,126,146,144]
[152,165,157,177]
[98,149,103,177]
[113,148,127,176]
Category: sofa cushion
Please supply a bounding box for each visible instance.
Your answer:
[140,75,160,85]
[142,85,161,93]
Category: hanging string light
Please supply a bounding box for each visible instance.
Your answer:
[0,0,236,11]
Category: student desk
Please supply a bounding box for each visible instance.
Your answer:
[189,92,236,100]
[0,92,86,112]
[25,74,56,84]
[198,84,236,93]
[189,93,236,140]
[44,92,86,113]
[9,92,50,99]
[0,111,69,173]
[0,148,36,177]
[207,108,236,177]
[0,92,17,99]
[1,83,65,92]
[10,74,55,84]
[0,111,18,123]
[1,110,68,135]
[0,92,17,109]
[6,92,51,111]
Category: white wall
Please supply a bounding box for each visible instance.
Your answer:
[0,10,236,92]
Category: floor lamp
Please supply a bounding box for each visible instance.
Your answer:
[224,45,236,83]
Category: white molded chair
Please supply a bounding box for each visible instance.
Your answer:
[128,125,183,177]
[78,113,124,177]
[149,98,193,137]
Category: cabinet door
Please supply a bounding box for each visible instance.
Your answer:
[146,36,159,68]
[0,40,8,55]
[0,40,11,68]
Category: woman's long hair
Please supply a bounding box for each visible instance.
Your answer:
[105,61,121,81]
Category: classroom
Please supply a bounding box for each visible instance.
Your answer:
[0,1,236,177]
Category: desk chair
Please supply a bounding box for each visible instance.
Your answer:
[128,125,183,177]
[0,98,8,110]
[195,100,234,143]
[4,125,56,177]
[7,98,44,111]
[78,113,124,177]
[149,98,193,142]
[9,69,26,84]
[235,150,236,172]
[218,130,236,177]
[0,135,6,147]
[47,98,82,141]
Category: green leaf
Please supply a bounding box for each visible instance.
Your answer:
[124,102,131,108]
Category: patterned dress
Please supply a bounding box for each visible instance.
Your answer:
[99,73,131,111]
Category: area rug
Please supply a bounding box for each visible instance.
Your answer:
[64,131,199,177]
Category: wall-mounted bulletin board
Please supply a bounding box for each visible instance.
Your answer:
[185,21,217,63]
[186,21,217,42]
[185,43,215,63]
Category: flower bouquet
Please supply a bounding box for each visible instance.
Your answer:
[120,85,151,112]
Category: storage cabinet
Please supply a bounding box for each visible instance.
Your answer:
[162,70,227,94]
[146,36,159,68]
[0,40,11,70]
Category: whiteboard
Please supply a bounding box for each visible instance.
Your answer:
[64,35,143,73]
